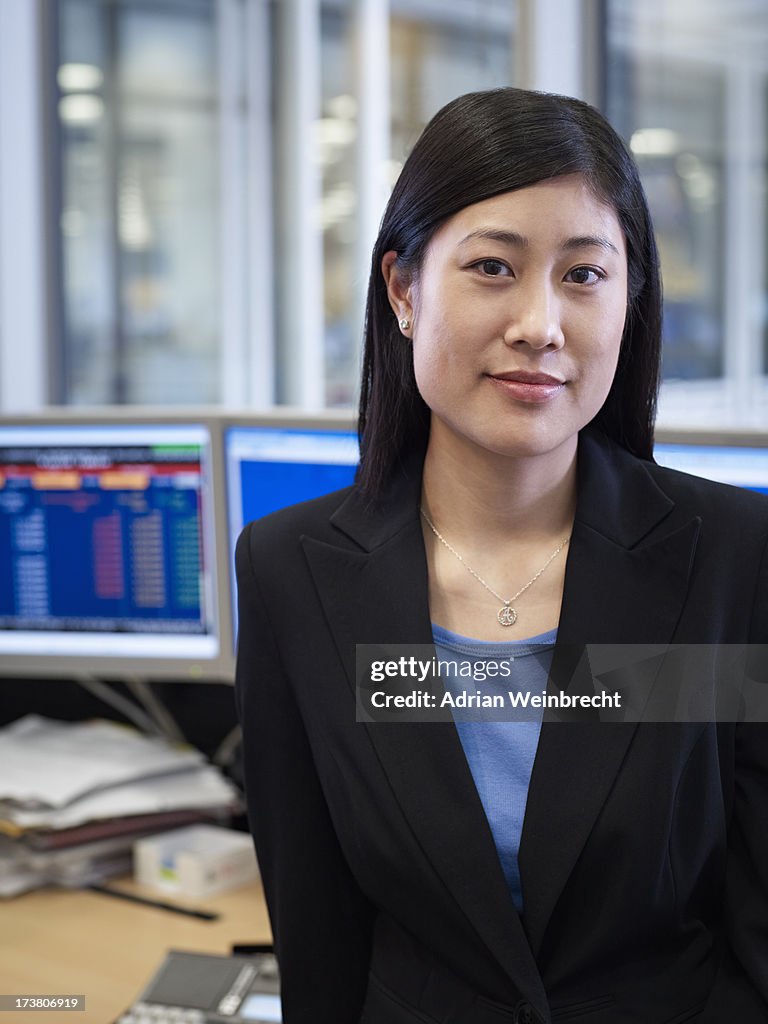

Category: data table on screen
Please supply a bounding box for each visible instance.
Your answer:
[0,422,229,677]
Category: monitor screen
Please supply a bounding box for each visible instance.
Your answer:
[225,423,359,644]
[0,420,233,679]
[654,433,768,494]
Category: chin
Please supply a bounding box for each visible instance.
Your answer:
[470,433,573,463]
[476,421,578,461]
[429,410,580,463]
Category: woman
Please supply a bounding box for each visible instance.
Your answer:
[235,89,768,1023]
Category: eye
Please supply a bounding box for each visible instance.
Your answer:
[472,259,512,277]
[564,265,604,286]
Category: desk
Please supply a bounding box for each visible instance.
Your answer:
[1,878,271,1024]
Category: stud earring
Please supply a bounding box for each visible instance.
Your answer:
[399,317,410,331]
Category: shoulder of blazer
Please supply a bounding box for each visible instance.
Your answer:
[242,483,360,550]
[635,449,768,575]
[575,426,768,544]
[646,459,768,528]
[240,445,426,557]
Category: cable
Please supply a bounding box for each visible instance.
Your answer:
[74,675,162,736]
[124,677,187,744]
[211,723,242,770]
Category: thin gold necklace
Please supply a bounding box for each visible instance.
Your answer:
[419,507,570,628]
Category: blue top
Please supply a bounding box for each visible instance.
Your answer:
[432,624,557,914]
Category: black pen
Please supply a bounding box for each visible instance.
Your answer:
[88,884,220,921]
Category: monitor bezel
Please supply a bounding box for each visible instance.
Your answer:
[654,427,768,448]
[0,408,236,682]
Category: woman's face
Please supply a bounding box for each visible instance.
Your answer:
[384,174,629,465]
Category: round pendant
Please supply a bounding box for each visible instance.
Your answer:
[497,604,517,627]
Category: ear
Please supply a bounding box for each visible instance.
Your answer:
[381,250,414,332]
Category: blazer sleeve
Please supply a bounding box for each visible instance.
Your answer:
[234,524,376,1024]
[702,532,768,1021]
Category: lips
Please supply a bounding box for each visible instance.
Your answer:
[486,370,566,404]
[488,370,565,385]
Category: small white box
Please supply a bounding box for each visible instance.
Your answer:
[134,825,259,898]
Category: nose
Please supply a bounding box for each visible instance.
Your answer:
[502,277,565,351]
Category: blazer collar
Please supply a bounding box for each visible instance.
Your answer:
[302,427,700,1011]
[329,445,425,552]
[330,426,677,555]
[570,426,674,547]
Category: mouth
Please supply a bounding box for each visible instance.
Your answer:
[485,370,566,403]
[488,370,566,385]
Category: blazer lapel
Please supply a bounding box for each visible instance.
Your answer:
[301,456,549,1014]
[519,429,702,956]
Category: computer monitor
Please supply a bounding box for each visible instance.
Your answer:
[654,428,768,494]
[223,414,358,645]
[0,412,234,680]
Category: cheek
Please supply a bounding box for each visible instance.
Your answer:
[412,341,452,409]
[411,344,437,393]
[588,317,625,400]
[409,316,437,400]
[582,295,627,358]
[588,337,622,392]
[568,301,625,403]
[411,305,461,382]
[605,311,628,373]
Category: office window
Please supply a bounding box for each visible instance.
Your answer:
[608,59,725,382]
[52,0,518,410]
[320,2,359,406]
[605,0,768,422]
[319,0,516,407]
[56,0,219,405]
[35,1,767,419]
[390,0,515,166]
[272,0,518,408]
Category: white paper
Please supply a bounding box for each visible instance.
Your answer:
[7,766,239,830]
[0,715,205,808]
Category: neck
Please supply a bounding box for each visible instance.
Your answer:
[420,424,578,543]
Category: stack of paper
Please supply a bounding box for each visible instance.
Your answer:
[0,715,241,896]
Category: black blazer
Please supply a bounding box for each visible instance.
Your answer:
[234,427,768,1024]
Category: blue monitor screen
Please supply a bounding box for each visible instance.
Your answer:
[225,426,359,641]
[654,442,768,495]
[226,427,359,526]
[0,424,220,663]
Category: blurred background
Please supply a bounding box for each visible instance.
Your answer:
[0,0,767,424]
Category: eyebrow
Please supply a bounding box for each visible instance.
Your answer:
[458,228,620,256]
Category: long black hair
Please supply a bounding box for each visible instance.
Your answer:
[356,88,662,499]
